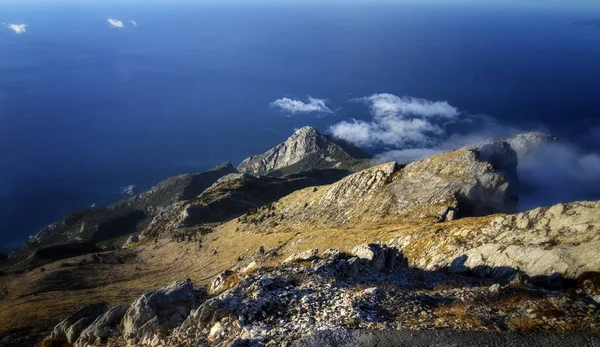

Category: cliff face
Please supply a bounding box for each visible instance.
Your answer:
[237,126,371,176]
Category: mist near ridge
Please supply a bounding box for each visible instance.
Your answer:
[326,93,600,212]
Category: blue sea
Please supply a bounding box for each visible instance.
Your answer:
[1,0,600,250]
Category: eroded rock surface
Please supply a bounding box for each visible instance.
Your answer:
[75,304,127,347]
[121,280,205,346]
[50,302,107,345]
[392,201,600,284]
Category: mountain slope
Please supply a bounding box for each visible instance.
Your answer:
[141,169,351,238]
[237,126,372,176]
[4,163,237,268]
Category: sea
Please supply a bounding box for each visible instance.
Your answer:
[1,0,600,250]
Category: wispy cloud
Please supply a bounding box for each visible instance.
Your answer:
[270,97,333,115]
[5,23,27,34]
[129,20,138,27]
[356,94,459,119]
[329,93,459,148]
[107,18,125,28]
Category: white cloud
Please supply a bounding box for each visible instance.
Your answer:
[329,94,459,148]
[270,97,333,115]
[129,20,138,27]
[6,23,27,34]
[363,114,518,164]
[107,18,124,28]
[356,94,459,119]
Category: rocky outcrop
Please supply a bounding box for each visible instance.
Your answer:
[392,201,600,283]
[237,126,371,176]
[168,249,598,346]
[50,302,107,344]
[48,238,600,346]
[458,201,600,280]
[284,248,319,263]
[121,280,204,346]
[351,243,406,272]
[75,305,127,347]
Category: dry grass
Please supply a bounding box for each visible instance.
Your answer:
[435,304,469,321]
[434,303,482,327]
[123,242,139,249]
[494,291,540,308]
[510,316,543,332]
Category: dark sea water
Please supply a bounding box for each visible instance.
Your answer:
[1,0,600,250]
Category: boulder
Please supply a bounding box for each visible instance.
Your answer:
[51,302,107,344]
[283,248,319,263]
[351,243,406,272]
[180,295,241,331]
[210,270,235,294]
[75,304,127,347]
[121,280,204,345]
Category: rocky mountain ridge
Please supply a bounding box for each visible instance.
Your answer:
[235,141,519,234]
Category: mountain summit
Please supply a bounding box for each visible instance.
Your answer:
[237,126,371,176]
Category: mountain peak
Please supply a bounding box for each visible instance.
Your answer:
[293,125,319,136]
[237,126,371,176]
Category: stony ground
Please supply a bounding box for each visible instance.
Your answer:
[162,246,600,347]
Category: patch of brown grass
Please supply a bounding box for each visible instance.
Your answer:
[510,316,543,332]
[495,290,539,308]
[435,304,469,320]
[434,303,483,327]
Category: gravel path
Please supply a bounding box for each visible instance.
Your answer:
[297,329,600,347]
